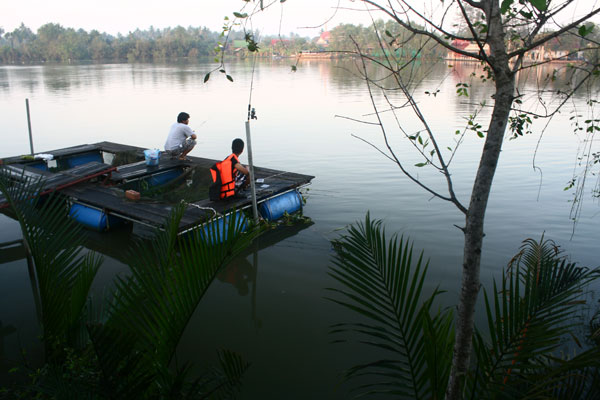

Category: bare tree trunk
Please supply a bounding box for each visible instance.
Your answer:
[446,1,515,398]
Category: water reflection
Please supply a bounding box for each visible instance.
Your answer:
[1,59,598,398]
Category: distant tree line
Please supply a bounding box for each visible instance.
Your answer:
[0,20,596,64]
[0,23,228,63]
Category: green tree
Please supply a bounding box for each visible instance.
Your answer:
[321,1,600,397]
[238,0,600,398]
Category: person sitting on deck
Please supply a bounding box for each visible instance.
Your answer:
[164,112,197,160]
[209,138,250,201]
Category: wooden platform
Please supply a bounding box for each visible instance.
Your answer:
[0,161,116,209]
[1,141,314,232]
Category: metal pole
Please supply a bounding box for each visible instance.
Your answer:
[25,98,34,155]
[245,120,259,224]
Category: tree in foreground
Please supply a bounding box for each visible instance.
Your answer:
[231,0,600,397]
[322,0,599,397]
[235,0,600,399]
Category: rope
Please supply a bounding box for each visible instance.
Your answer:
[185,202,218,219]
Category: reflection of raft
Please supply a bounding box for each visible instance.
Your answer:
[1,141,314,233]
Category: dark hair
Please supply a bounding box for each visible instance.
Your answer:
[177,112,190,123]
[232,138,244,154]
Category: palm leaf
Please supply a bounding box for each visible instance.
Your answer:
[469,236,600,398]
[90,203,258,397]
[327,213,452,399]
[0,168,101,362]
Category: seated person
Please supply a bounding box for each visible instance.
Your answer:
[164,112,197,160]
[209,138,250,200]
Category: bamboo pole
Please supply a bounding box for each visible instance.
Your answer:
[25,98,34,155]
[245,119,259,224]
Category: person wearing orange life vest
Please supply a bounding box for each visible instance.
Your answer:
[209,138,249,200]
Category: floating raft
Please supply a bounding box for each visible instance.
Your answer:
[0,141,314,233]
[0,161,116,209]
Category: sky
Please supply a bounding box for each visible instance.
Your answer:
[3,0,599,38]
[2,0,380,38]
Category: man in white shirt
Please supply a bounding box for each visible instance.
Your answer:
[164,112,197,160]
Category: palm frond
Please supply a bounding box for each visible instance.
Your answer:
[0,168,101,362]
[327,213,452,399]
[90,204,258,396]
[469,236,599,398]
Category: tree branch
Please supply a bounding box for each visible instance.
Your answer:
[508,8,600,59]
[360,0,485,60]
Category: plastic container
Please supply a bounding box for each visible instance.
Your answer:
[146,168,182,186]
[65,151,103,168]
[197,211,248,244]
[143,149,161,167]
[258,190,303,221]
[69,203,124,231]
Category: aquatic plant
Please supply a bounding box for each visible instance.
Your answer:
[0,168,101,363]
[0,168,258,398]
[328,214,600,399]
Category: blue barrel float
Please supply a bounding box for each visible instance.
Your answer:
[64,151,103,169]
[69,203,125,231]
[145,168,183,187]
[258,190,303,221]
[196,211,248,244]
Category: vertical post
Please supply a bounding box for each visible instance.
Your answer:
[245,120,259,224]
[25,98,34,155]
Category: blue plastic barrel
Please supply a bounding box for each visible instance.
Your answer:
[65,152,103,168]
[146,168,182,187]
[198,212,248,244]
[69,203,124,231]
[258,190,303,221]
[28,161,48,171]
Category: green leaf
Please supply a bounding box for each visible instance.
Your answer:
[226,74,234,82]
[204,73,210,83]
[500,0,514,13]
[233,12,248,18]
[415,162,428,167]
[327,213,450,398]
[528,0,547,11]
[477,131,485,138]
[519,11,533,19]
[579,24,593,37]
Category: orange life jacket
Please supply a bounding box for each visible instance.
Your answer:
[210,153,239,199]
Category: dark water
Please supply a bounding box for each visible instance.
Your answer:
[0,59,598,398]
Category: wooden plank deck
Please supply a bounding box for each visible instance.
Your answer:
[0,161,116,209]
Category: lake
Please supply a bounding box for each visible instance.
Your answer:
[0,58,598,398]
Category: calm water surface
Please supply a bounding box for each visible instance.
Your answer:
[0,59,598,398]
